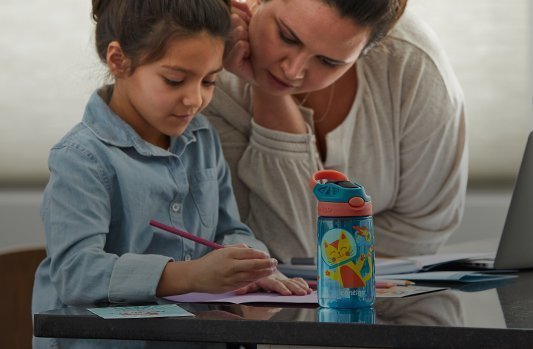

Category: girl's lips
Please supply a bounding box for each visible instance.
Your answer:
[172,114,193,119]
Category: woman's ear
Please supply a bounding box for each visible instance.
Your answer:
[106,41,131,78]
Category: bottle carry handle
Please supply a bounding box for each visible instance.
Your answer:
[308,170,348,190]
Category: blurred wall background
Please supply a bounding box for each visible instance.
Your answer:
[0,0,531,249]
[409,0,533,185]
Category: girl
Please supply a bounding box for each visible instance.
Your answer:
[32,0,311,335]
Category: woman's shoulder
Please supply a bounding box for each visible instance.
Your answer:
[359,9,462,102]
[203,70,254,135]
[209,70,252,113]
[388,10,443,51]
[374,9,454,73]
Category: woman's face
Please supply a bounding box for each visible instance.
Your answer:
[248,0,369,95]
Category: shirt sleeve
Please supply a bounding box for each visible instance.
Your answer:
[371,33,468,256]
[375,105,468,256]
[42,144,171,305]
[209,125,270,254]
[237,119,322,263]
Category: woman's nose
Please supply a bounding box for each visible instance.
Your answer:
[281,53,307,81]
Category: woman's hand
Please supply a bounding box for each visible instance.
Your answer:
[224,0,255,82]
[226,1,308,134]
[234,269,313,296]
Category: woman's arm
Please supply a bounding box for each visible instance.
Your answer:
[367,17,468,256]
[204,85,321,263]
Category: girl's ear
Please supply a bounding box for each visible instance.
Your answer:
[106,41,131,78]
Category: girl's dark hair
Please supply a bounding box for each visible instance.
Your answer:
[322,0,408,52]
[91,0,231,72]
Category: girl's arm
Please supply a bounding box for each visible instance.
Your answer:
[42,145,172,304]
[208,124,312,295]
[43,142,277,304]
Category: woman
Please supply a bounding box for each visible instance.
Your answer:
[204,0,467,262]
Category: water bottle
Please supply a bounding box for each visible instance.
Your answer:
[309,170,375,308]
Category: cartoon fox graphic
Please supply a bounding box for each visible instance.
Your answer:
[323,231,373,288]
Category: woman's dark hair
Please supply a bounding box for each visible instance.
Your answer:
[322,0,408,52]
[91,0,232,73]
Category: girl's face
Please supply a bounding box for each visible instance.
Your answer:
[248,0,369,95]
[110,32,224,148]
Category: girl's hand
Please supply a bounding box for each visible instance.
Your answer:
[224,0,255,83]
[234,269,313,296]
[187,246,277,293]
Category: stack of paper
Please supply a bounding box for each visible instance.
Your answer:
[277,257,422,279]
[375,257,421,275]
[277,253,517,283]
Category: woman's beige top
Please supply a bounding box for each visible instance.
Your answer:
[203,10,468,262]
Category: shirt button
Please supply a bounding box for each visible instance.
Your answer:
[184,254,192,261]
[171,202,182,213]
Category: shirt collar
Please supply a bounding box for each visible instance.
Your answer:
[82,87,208,156]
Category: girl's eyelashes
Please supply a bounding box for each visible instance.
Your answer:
[164,77,183,87]
[163,77,217,87]
[202,80,217,86]
[202,75,218,86]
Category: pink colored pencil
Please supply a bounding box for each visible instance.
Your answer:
[149,220,223,250]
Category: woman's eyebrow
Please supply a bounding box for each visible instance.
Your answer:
[279,19,302,43]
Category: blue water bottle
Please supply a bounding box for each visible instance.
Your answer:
[309,170,375,308]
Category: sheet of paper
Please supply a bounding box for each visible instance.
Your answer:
[166,291,319,304]
[166,285,447,304]
[88,304,194,319]
[407,252,491,269]
[377,285,446,298]
[375,257,422,275]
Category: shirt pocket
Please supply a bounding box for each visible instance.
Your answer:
[189,168,219,228]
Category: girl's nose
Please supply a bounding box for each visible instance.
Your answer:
[182,85,202,111]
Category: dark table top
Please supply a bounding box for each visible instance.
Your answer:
[34,271,533,348]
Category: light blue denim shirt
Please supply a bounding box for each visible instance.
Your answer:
[33,88,267,347]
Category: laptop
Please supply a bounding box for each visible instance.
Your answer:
[461,130,533,270]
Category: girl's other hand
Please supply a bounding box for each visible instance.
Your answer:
[235,269,313,296]
[188,246,277,293]
[224,0,255,83]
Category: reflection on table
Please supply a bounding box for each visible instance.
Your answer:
[34,272,533,349]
